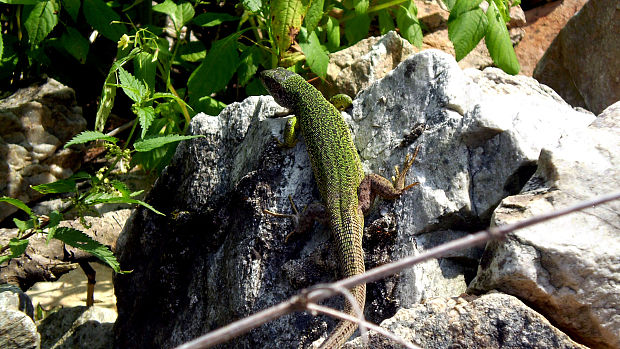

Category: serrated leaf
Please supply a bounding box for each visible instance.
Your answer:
[242,0,262,12]
[23,0,59,46]
[65,131,118,148]
[46,210,62,243]
[0,238,29,265]
[304,0,324,33]
[31,178,78,194]
[111,180,131,197]
[82,0,126,41]
[178,41,206,62]
[53,227,129,273]
[153,0,195,32]
[344,13,370,45]
[448,5,487,61]
[118,67,148,103]
[0,197,32,216]
[193,12,238,27]
[298,28,328,78]
[133,134,203,152]
[325,16,340,51]
[485,1,519,74]
[83,192,164,215]
[396,3,422,47]
[378,9,395,35]
[270,0,311,54]
[60,27,89,63]
[64,0,80,22]
[137,106,156,138]
[187,32,241,104]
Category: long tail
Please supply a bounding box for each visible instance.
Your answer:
[318,283,366,348]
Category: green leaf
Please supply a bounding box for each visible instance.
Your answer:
[137,106,155,138]
[0,0,44,4]
[245,77,267,96]
[304,0,324,33]
[95,48,141,132]
[46,210,62,243]
[195,96,227,116]
[64,0,80,22]
[270,0,311,54]
[83,192,164,215]
[134,51,157,93]
[193,12,238,27]
[82,0,126,41]
[0,238,29,265]
[450,0,483,17]
[378,9,395,35]
[187,32,241,104]
[65,131,118,148]
[53,227,130,273]
[23,0,59,46]
[396,3,422,47]
[298,28,328,78]
[118,67,148,103]
[325,16,340,52]
[440,0,457,11]
[344,13,370,45]
[242,0,262,12]
[448,4,487,60]
[485,1,519,74]
[59,27,89,63]
[153,0,194,32]
[0,28,3,59]
[177,41,206,62]
[13,218,34,232]
[0,197,32,216]
[134,134,203,152]
[32,178,78,194]
[354,0,369,14]
[238,45,261,86]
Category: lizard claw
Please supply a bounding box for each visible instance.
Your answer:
[263,196,301,242]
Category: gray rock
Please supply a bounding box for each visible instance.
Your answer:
[469,101,620,348]
[0,284,40,349]
[343,293,587,349]
[113,50,594,348]
[0,78,86,222]
[38,306,116,349]
[533,0,620,114]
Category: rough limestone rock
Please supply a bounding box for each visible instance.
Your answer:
[0,78,86,222]
[533,0,620,114]
[324,31,417,98]
[38,306,116,349]
[469,102,620,348]
[0,284,40,349]
[114,50,593,348]
[343,293,586,349]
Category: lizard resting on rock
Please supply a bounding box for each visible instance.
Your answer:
[260,68,419,348]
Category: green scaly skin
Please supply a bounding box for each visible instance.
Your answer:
[261,68,418,348]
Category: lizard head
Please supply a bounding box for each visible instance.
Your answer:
[259,68,298,109]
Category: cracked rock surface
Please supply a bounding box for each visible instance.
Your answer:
[469,102,620,348]
[113,50,597,348]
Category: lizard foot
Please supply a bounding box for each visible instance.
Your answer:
[391,145,420,192]
[263,197,327,243]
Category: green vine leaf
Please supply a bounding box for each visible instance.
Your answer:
[64,131,118,148]
[0,238,29,265]
[53,227,130,273]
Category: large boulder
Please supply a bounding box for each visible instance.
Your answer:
[469,102,620,349]
[0,78,86,222]
[533,0,620,114]
[113,50,594,348]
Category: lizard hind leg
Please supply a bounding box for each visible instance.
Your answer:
[358,145,420,216]
[263,197,327,242]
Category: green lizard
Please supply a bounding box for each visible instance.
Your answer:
[260,68,419,348]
